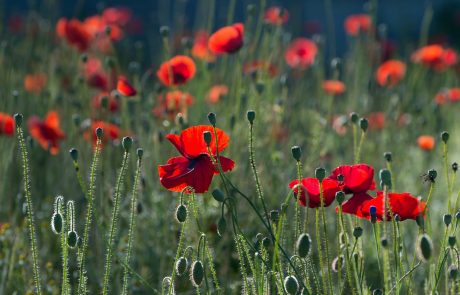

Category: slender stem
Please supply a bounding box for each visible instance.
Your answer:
[319,183,333,294]
[102,151,130,295]
[16,123,42,295]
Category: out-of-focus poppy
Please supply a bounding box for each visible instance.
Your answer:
[102,7,132,27]
[24,73,47,94]
[8,15,23,34]
[28,111,65,155]
[206,85,228,104]
[264,6,289,25]
[56,18,92,51]
[192,31,216,62]
[157,55,196,87]
[208,23,244,54]
[243,60,278,78]
[83,15,123,42]
[329,164,376,194]
[367,112,385,130]
[92,92,119,112]
[84,120,120,148]
[411,45,458,71]
[322,80,346,95]
[289,178,341,208]
[435,88,460,105]
[83,58,113,90]
[332,115,348,136]
[0,113,15,136]
[417,135,435,150]
[344,14,372,36]
[153,91,194,120]
[117,76,137,96]
[158,125,235,193]
[285,38,318,69]
[376,60,406,87]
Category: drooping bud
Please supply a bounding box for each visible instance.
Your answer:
[190,261,204,287]
[211,188,225,202]
[296,233,312,258]
[51,212,63,234]
[449,265,458,279]
[373,289,383,295]
[283,275,299,295]
[416,234,433,262]
[175,204,187,223]
[217,217,226,236]
[175,257,189,276]
[67,230,78,248]
[332,256,344,273]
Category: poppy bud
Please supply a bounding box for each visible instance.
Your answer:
[270,210,279,223]
[441,131,449,143]
[137,148,143,159]
[291,146,302,161]
[335,191,345,205]
[369,205,377,216]
[105,56,115,68]
[332,256,344,273]
[256,233,263,241]
[444,214,452,226]
[383,152,392,162]
[359,118,368,132]
[247,110,256,124]
[203,131,212,146]
[315,167,326,182]
[255,82,265,94]
[379,169,392,187]
[122,136,133,152]
[80,53,88,63]
[159,26,170,37]
[416,214,425,229]
[283,275,299,295]
[190,261,204,287]
[297,233,312,258]
[417,234,433,262]
[452,162,458,173]
[77,236,83,248]
[205,112,216,126]
[262,237,271,248]
[448,236,456,247]
[175,257,188,276]
[353,227,363,239]
[69,148,78,161]
[212,188,225,202]
[67,231,78,248]
[449,265,458,280]
[428,169,437,181]
[51,212,63,234]
[175,204,187,223]
[217,217,226,236]
[14,113,23,127]
[381,237,388,248]
[350,112,359,124]
[373,289,383,295]
[96,127,103,139]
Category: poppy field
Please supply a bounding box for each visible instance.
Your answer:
[2,1,460,294]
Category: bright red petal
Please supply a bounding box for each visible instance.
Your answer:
[178,125,230,158]
[117,76,137,96]
[340,192,373,217]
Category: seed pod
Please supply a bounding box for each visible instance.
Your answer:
[379,169,392,187]
[416,234,433,262]
[77,236,83,248]
[452,162,458,173]
[51,212,63,234]
[444,214,452,226]
[122,136,133,152]
[353,227,363,239]
[137,148,143,159]
[14,113,23,127]
[175,257,188,276]
[441,131,449,143]
[190,261,204,287]
[373,289,383,295]
[207,112,216,126]
[247,110,256,124]
[381,237,388,248]
[359,118,368,131]
[283,275,299,294]
[67,231,78,248]
[96,127,103,139]
[296,233,312,258]
[332,256,344,273]
[448,236,456,247]
[315,167,326,182]
[428,169,437,182]
[217,217,226,236]
[69,148,78,161]
[449,265,458,279]
[203,131,212,146]
[416,214,425,229]
[335,191,345,205]
[211,188,225,202]
[175,205,187,223]
[383,152,392,162]
[350,112,359,124]
[291,146,302,161]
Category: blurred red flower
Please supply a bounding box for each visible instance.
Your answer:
[417,135,435,151]
[208,23,244,54]
[102,7,132,27]
[117,76,137,96]
[322,80,346,95]
[157,55,196,87]
[28,111,65,155]
[435,88,460,105]
[192,31,216,62]
[0,113,15,136]
[285,38,317,69]
[289,178,341,208]
[243,60,278,78]
[84,120,120,148]
[92,92,119,112]
[206,85,228,104]
[24,73,47,94]
[158,125,235,193]
[411,45,458,71]
[344,14,372,36]
[329,164,376,194]
[153,91,194,120]
[56,18,92,51]
[376,60,406,87]
[367,112,385,130]
[264,6,289,25]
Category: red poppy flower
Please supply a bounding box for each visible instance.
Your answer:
[344,14,372,36]
[208,23,244,54]
[322,80,346,95]
[285,38,318,69]
[0,113,15,136]
[356,191,426,221]
[83,15,124,42]
[84,120,120,148]
[329,164,376,194]
[102,7,132,27]
[417,135,435,151]
[289,178,341,208]
[192,31,216,62]
[206,85,228,104]
[117,76,137,96]
[411,45,458,71]
[157,55,196,87]
[28,111,65,155]
[56,18,92,51]
[158,125,235,193]
[376,60,406,87]
[367,112,385,130]
[83,57,116,90]
[24,73,47,94]
[340,192,373,216]
[435,88,460,105]
[92,92,119,112]
[152,91,194,120]
[243,60,278,78]
[264,6,289,26]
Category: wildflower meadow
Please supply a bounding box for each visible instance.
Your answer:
[2,1,460,294]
